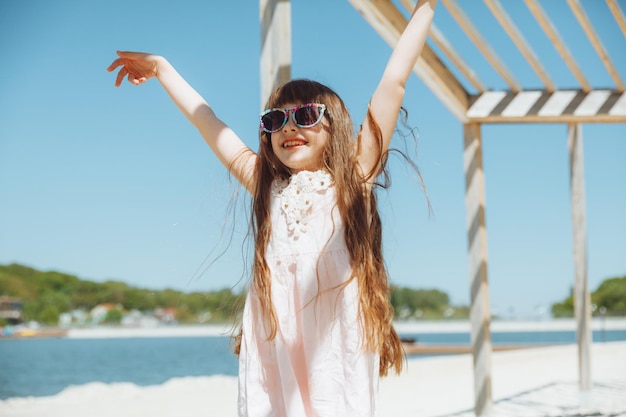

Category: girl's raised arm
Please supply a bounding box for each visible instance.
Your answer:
[357,0,436,179]
[108,51,257,192]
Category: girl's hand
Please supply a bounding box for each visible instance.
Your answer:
[107,51,162,87]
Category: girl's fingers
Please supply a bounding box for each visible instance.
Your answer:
[110,51,155,86]
[115,67,128,87]
[127,73,147,86]
[127,72,138,85]
[107,58,123,72]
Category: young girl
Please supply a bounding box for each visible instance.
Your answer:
[108,1,436,415]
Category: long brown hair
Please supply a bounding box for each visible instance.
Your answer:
[237,79,404,377]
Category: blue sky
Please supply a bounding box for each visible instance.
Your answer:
[0,0,624,318]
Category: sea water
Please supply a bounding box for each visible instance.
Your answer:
[0,336,237,399]
[1,329,625,400]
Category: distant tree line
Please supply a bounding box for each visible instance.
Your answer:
[0,263,468,325]
[551,275,626,317]
[0,264,244,325]
[390,286,469,320]
[3,264,625,325]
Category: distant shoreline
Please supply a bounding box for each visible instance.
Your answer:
[58,317,626,339]
[394,317,626,333]
[66,324,235,339]
[2,318,624,340]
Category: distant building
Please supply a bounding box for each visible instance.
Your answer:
[59,309,89,327]
[154,307,177,324]
[89,303,120,324]
[121,309,159,327]
[0,296,23,325]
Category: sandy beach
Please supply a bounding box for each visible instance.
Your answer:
[376,341,626,416]
[1,334,625,416]
[2,320,626,416]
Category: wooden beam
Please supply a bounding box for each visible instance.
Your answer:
[463,123,493,417]
[524,0,591,92]
[348,0,469,122]
[400,0,486,93]
[467,89,626,123]
[606,0,626,39]
[483,0,555,92]
[441,0,521,93]
[567,0,625,92]
[567,123,592,391]
[260,0,291,108]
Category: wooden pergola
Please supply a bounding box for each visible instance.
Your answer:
[259,0,626,415]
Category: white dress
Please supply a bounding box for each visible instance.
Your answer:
[237,170,379,417]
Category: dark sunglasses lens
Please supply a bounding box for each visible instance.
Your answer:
[294,106,322,127]
[262,110,286,132]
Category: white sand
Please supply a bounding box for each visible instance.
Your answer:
[377,341,626,416]
[1,341,624,417]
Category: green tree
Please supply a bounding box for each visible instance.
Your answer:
[74,280,101,309]
[100,281,130,305]
[592,276,626,315]
[390,286,453,319]
[104,308,123,324]
[551,287,574,318]
[174,305,195,323]
[552,276,626,317]
[39,305,60,324]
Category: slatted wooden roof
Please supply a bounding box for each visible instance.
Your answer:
[348,0,626,124]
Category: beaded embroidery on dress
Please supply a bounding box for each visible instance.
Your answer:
[272,170,332,239]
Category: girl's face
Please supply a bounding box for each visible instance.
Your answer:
[268,102,330,173]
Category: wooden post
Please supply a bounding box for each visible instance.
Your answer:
[260,0,291,108]
[463,123,493,417]
[567,123,592,391]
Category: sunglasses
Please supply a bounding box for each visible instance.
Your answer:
[260,103,328,133]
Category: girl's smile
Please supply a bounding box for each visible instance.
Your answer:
[281,138,308,148]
